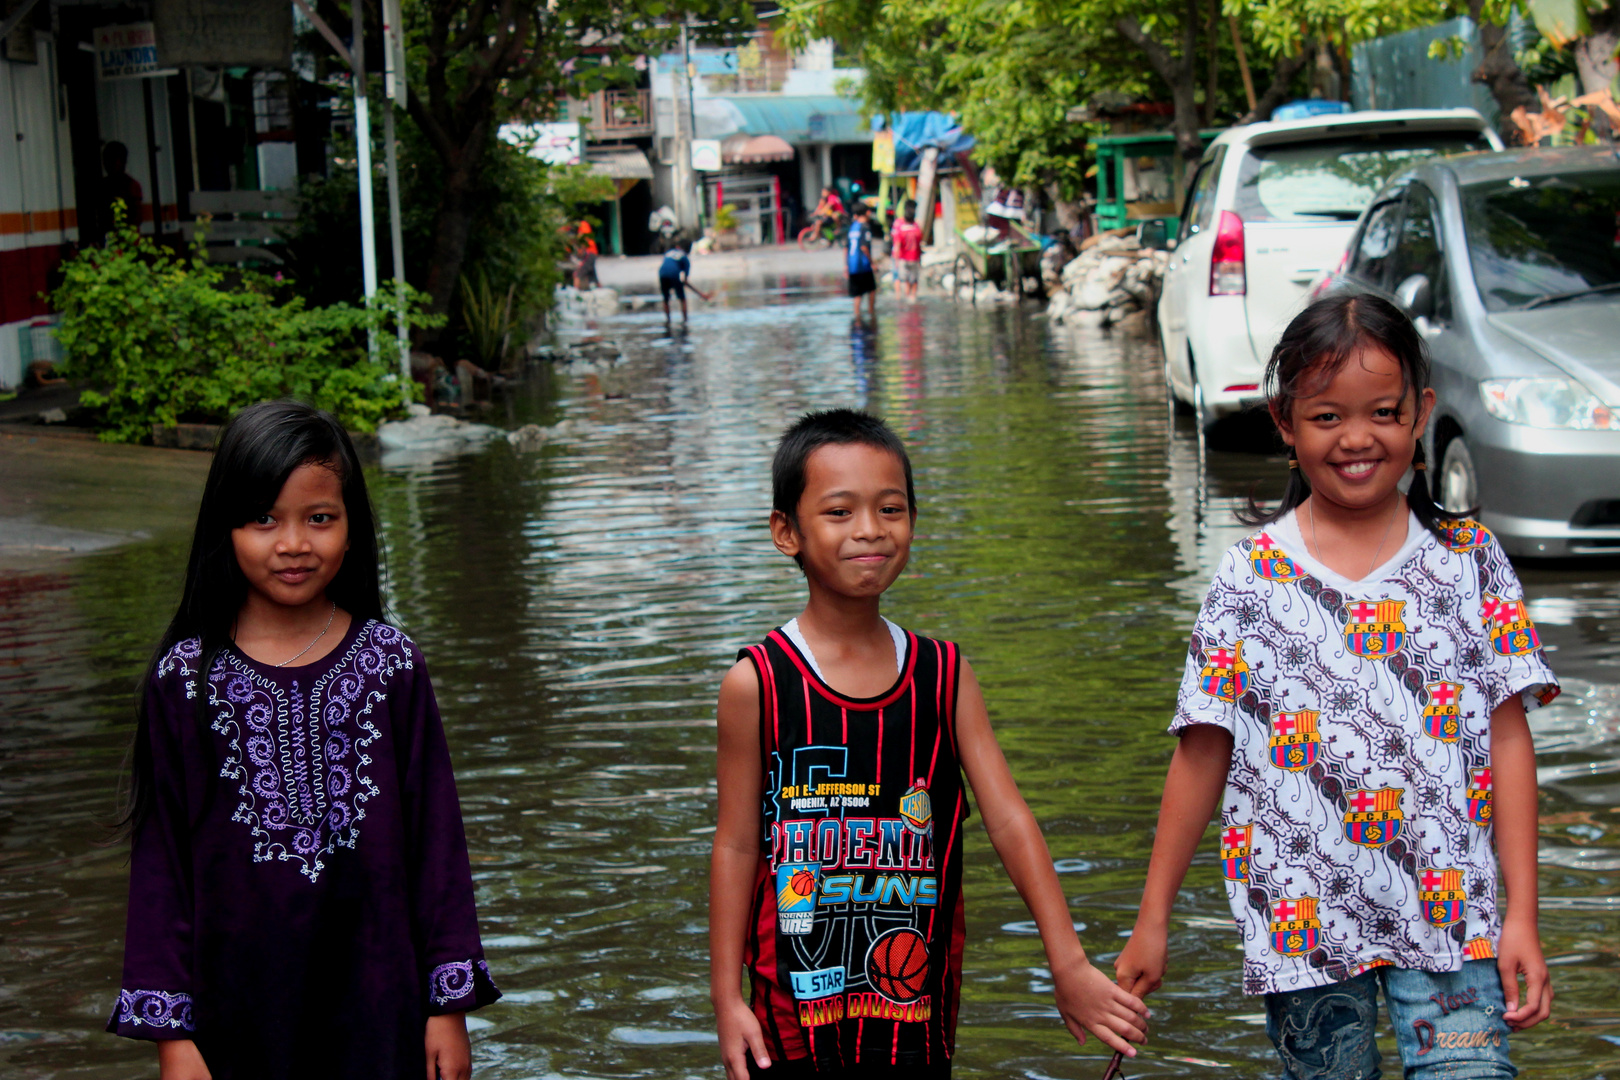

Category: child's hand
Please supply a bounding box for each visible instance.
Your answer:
[425,1011,471,1080]
[156,1039,211,1080]
[715,995,770,1080]
[1498,918,1553,1031]
[1052,957,1150,1057]
[1113,924,1168,999]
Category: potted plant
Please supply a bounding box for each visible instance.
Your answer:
[709,203,741,251]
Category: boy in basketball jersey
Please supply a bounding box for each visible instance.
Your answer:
[710,410,1149,1079]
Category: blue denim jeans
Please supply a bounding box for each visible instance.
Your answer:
[1264,961,1515,1080]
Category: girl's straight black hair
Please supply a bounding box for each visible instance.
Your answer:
[116,400,386,840]
[1239,292,1447,539]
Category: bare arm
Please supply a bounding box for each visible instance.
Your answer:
[955,661,1149,1055]
[1113,724,1233,998]
[709,659,771,1080]
[1491,695,1551,1030]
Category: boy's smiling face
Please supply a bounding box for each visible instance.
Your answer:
[772,442,913,599]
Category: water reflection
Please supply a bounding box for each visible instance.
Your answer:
[1,278,1619,1077]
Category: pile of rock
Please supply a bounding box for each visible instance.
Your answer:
[1044,234,1171,329]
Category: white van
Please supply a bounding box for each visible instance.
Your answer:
[1156,109,1501,427]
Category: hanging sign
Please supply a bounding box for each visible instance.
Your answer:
[871,130,895,174]
[95,24,174,80]
[152,0,291,67]
[382,0,407,108]
[692,139,722,171]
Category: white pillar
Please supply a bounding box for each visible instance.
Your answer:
[818,143,833,191]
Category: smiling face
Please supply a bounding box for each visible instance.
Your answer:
[771,442,914,599]
[1275,345,1436,515]
[231,460,350,610]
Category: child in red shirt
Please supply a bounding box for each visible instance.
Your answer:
[890,200,923,300]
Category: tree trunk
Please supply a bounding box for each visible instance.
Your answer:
[1469,0,1533,143]
[1242,48,1310,123]
[409,97,495,333]
[1575,9,1620,140]
[1115,0,1202,174]
[1204,0,1219,125]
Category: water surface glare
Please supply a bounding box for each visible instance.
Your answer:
[4,279,1620,1077]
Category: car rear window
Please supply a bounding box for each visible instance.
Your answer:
[1233,131,1489,223]
[1462,169,1620,311]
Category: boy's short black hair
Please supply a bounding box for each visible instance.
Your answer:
[853,202,870,218]
[773,409,916,529]
[903,199,917,222]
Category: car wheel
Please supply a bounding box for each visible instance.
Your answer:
[1438,436,1478,514]
[1193,375,1208,433]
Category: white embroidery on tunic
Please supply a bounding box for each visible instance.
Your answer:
[428,959,496,1006]
[206,621,407,882]
[116,988,195,1030]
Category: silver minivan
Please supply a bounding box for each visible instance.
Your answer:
[1329,146,1620,557]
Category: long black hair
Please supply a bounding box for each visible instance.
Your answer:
[116,400,386,838]
[1240,292,1446,538]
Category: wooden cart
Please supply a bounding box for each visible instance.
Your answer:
[953,222,1043,302]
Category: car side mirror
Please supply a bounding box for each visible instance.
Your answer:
[1395,273,1433,319]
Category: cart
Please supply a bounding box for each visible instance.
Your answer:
[953,222,1043,302]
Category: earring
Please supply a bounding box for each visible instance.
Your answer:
[1288,458,1299,469]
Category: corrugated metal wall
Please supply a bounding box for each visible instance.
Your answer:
[1350,17,1500,123]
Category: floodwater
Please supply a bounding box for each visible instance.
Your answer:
[4,275,1620,1079]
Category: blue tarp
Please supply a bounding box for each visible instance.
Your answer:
[717,96,872,143]
[874,112,975,172]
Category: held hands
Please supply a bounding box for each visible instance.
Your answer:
[1112,923,1168,1001]
[715,994,770,1080]
[156,1039,211,1080]
[1053,956,1151,1057]
[1498,918,1553,1031]
[425,1012,471,1080]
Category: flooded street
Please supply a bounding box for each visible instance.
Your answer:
[5,274,1620,1078]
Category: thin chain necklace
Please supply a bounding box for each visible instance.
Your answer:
[1309,497,1400,580]
[257,601,338,668]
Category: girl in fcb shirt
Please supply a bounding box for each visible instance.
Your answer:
[708,409,1148,1079]
[1117,295,1558,1078]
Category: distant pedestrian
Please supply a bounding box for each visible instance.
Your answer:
[98,140,143,241]
[891,199,923,300]
[846,203,877,319]
[1116,293,1557,1079]
[107,401,499,1080]
[708,409,1149,1079]
[659,237,709,322]
[573,220,599,290]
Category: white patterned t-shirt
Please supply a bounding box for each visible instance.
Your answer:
[1171,510,1558,996]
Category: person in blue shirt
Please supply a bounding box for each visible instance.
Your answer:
[659,239,709,323]
[847,203,877,319]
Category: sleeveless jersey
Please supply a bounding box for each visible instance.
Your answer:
[739,626,969,1071]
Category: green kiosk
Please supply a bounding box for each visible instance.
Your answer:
[1090,130,1221,238]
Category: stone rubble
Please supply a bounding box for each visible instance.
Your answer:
[1044,234,1170,329]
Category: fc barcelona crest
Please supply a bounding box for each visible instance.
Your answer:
[1199,641,1250,703]
[1269,896,1321,957]
[1422,682,1464,742]
[1466,767,1492,826]
[1250,532,1304,582]
[1344,599,1407,659]
[1343,787,1404,848]
[1220,824,1252,881]
[1482,594,1540,657]
[1269,709,1320,771]
[1419,867,1466,927]
[1438,518,1492,552]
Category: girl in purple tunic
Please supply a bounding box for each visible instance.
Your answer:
[108,401,499,1080]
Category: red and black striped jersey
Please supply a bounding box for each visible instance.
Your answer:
[738,625,969,1072]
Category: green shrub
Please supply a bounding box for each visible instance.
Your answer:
[53,216,440,443]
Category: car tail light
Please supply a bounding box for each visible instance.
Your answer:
[1224,384,1259,392]
[1209,210,1246,295]
[1311,251,1349,300]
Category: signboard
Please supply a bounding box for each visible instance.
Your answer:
[95,24,171,80]
[153,0,291,68]
[500,122,581,166]
[3,0,37,64]
[382,0,407,108]
[871,130,895,174]
[692,139,722,172]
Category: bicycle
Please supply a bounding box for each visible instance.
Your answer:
[797,212,847,252]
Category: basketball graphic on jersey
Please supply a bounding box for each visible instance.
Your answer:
[865,927,929,1003]
[776,862,819,935]
[899,780,932,835]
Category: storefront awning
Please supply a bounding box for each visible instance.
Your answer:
[585,147,653,180]
[696,95,872,145]
[722,134,794,163]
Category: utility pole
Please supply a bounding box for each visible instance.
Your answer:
[679,19,706,235]
[351,0,379,361]
[382,0,410,402]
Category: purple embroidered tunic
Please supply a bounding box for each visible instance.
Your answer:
[108,619,499,1078]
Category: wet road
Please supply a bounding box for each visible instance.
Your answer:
[3,274,1620,1078]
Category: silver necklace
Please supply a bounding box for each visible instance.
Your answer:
[272,602,337,668]
[1309,497,1400,580]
